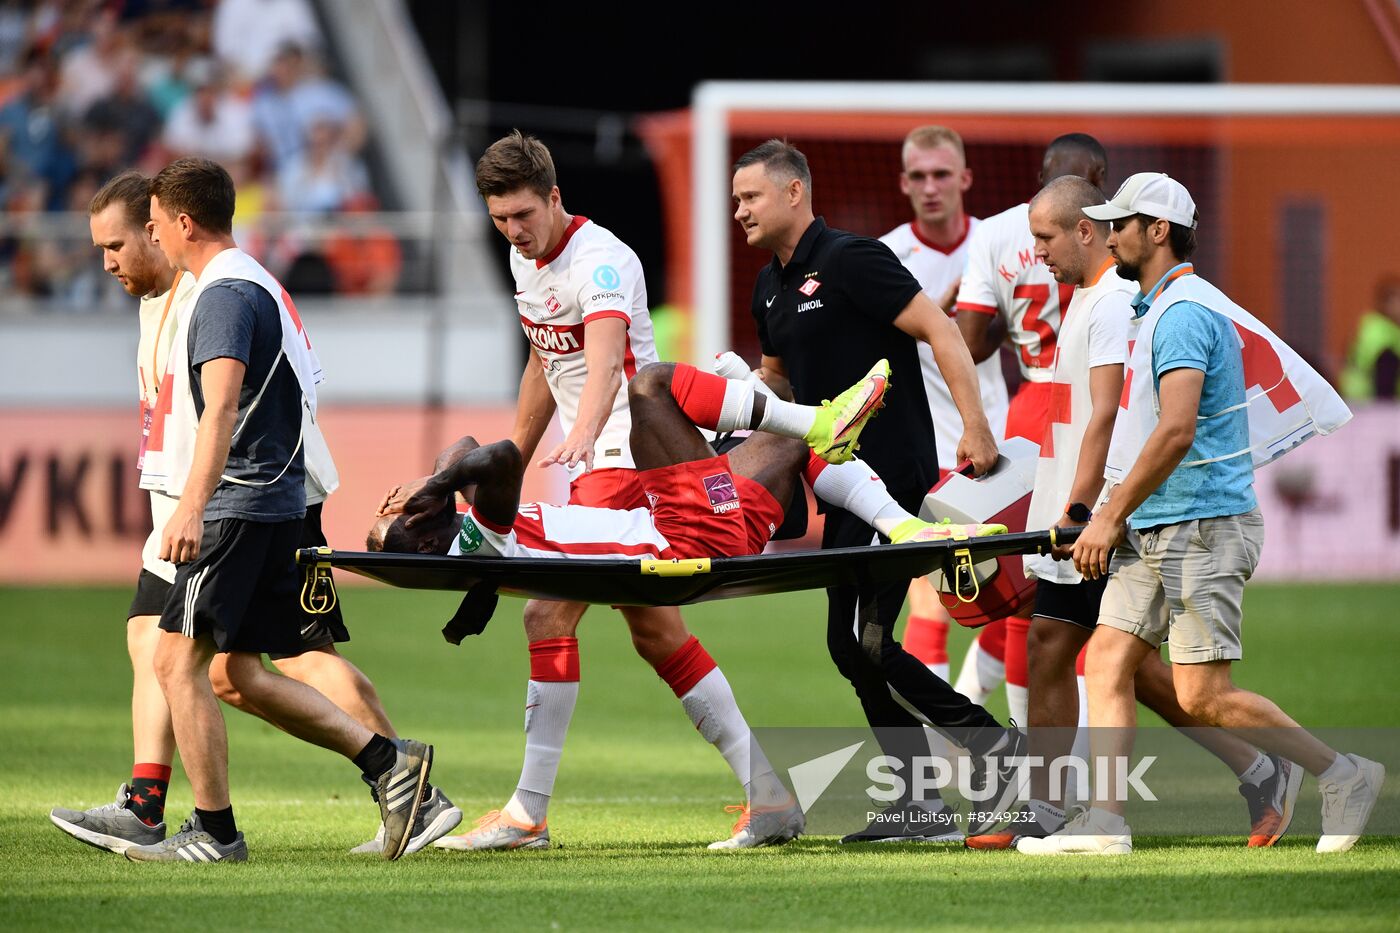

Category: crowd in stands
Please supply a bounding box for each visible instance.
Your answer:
[0,0,401,308]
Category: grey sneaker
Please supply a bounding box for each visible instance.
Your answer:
[373,738,434,860]
[350,785,463,855]
[50,784,165,854]
[124,812,247,863]
[432,809,550,851]
[708,799,806,850]
[967,730,1030,836]
[1318,754,1385,853]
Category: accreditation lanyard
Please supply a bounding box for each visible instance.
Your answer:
[136,273,183,470]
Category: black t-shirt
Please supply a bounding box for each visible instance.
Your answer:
[188,278,306,522]
[752,217,936,500]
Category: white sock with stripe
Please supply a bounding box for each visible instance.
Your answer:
[504,637,580,826]
[804,455,915,535]
[659,638,789,809]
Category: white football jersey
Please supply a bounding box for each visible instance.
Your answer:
[1023,261,1134,584]
[881,218,1009,468]
[449,502,671,560]
[510,216,659,480]
[955,203,1076,384]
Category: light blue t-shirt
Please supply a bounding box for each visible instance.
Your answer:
[1130,284,1257,529]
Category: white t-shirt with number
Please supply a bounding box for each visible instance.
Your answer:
[955,202,1075,385]
[1023,262,1134,583]
[881,218,1009,468]
[510,215,659,480]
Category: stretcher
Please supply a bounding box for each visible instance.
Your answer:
[295,527,1082,644]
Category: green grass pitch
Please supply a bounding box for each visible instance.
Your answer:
[2,582,1398,930]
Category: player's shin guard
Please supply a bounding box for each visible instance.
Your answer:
[509,637,580,825]
[669,363,815,438]
[803,453,914,535]
[1005,616,1030,727]
[656,636,786,807]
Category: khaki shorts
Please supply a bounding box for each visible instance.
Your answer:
[1097,509,1264,663]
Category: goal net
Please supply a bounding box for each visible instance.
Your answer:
[636,82,1400,376]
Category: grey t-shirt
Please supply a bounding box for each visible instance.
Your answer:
[188,278,306,522]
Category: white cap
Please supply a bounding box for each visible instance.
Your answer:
[1083,172,1197,228]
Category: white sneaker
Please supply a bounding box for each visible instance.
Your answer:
[1016,808,1132,856]
[1317,754,1385,853]
[708,799,805,850]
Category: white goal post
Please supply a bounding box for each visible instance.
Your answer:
[688,81,1400,366]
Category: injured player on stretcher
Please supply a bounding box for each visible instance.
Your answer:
[368,360,1007,561]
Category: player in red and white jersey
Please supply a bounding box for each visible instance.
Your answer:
[446,130,791,851]
[511,212,658,480]
[880,126,1010,686]
[951,134,1109,728]
[375,354,1003,850]
[374,361,995,574]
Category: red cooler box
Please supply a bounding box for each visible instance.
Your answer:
[920,436,1039,628]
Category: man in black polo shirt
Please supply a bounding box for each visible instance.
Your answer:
[734,139,1024,842]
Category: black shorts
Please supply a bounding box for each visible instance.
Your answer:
[159,517,307,654]
[129,569,173,620]
[1032,576,1111,631]
[266,501,350,660]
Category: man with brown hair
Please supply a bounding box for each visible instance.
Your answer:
[47,171,199,854]
[121,158,434,862]
[439,130,793,851]
[50,171,460,859]
[879,125,1009,692]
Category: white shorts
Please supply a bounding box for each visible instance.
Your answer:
[141,490,179,583]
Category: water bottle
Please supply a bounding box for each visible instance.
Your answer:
[712,350,754,382]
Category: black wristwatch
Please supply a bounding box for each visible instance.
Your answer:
[1066,502,1093,523]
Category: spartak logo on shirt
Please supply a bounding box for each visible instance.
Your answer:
[798,278,822,297]
[545,295,562,315]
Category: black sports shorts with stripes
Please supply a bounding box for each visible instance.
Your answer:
[147,503,348,656]
[159,517,306,654]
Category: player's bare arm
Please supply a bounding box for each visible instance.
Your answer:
[538,317,627,472]
[935,277,961,314]
[159,356,245,564]
[1073,366,1203,578]
[894,292,998,474]
[956,305,1007,363]
[1052,361,1124,560]
[510,348,557,463]
[378,436,484,515]
[757,353,793,400]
